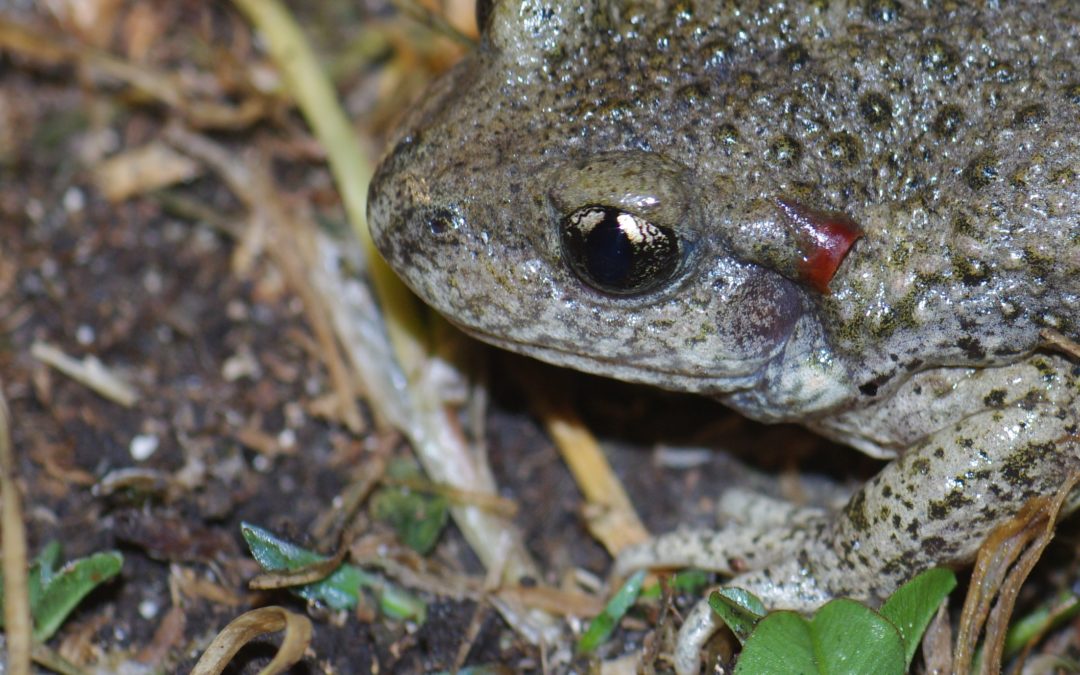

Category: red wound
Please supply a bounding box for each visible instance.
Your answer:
[775,198,864,293]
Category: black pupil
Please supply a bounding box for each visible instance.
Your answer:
[560,206,680,295]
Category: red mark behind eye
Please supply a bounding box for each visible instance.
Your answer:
[775,198,863,293]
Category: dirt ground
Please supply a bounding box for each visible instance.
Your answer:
[2,2,1079,674]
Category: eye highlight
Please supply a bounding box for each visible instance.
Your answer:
[560,205,681,295]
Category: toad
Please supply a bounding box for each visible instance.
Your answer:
[367,1,1080,671]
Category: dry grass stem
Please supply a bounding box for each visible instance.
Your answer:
[161,124,365,434]
[30,341,138,407]
[381,475,520,518]
[311,453,388,544]
[248,547,348,590]
[529,391,649,556]
[231,0,558,643]
[0,18,272,130]
[955,470,1080,673]
[0,384,31,675]
[1041,328,1080,360]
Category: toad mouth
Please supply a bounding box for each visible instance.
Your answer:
[457,323,781,395]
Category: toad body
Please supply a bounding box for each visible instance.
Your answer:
[368,0,1080,669]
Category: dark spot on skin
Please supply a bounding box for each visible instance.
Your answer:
[768,135,803,166]
[932,105,965,138]
[962,152,1000,190]
[911,458,931,476]
[702,40,732,70]
[950,214,974,236]
[669,2,694,24]
[906,518,919,535]
[596,99,633,121]
[919,39,958,74]
[1022,246,1055,283]
[1001,441,1056,487]
[735,71,758,90]
[1012,104,1048,128]
[928,489,973,521]
[957,336,986,360]
[933,447,945,459]
[845,489,871,532]
[1028,358,1054,380]
[1064,83,1080,104]
[781,44,810,70]
[859,92,893,127]
[988,61,1016,83]
[822,132,862,167]
[952,251,989,286]
[714,123,740,151]
[1049,166,1077,185]
[984,389,1008,407]
[864,0,901,23]
[922,536,948,556]
[858,369,895,397]
[676,82,710,108]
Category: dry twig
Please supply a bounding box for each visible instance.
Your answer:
[0,383,30,675]
[31,341,138,407]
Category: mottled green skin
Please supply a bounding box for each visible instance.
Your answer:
[368,1,1080,670]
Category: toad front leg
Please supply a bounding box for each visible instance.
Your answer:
[616,358,1080,675]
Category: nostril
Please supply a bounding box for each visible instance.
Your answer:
[391,133,418,157]
[426,206,462,236]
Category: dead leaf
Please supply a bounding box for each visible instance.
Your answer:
[190,606,312,675]
[93,142,202,202]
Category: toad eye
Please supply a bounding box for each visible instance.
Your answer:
[560,205,681,295]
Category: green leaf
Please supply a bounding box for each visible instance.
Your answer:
[640,569,711,600]
[33,551,123,641]
[242,522,368,610]
[709,587,766,643]
[735,611,814,674]
[240,522,426,621]
[879,567,957,667]
[19,540,64,622]
[1003,591,1080,657]
[735,599,905,675]
[370,459,449,555]
[577,570,647,653]
[33,541,63,586]
[369,487,449,555]
[669,569,711,594]
[379,582,429,623]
